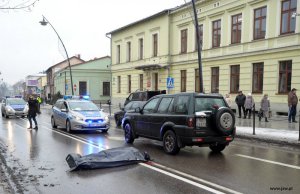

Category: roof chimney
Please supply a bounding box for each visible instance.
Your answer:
[76,54,81,59]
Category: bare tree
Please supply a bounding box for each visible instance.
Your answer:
[0,0,39,11]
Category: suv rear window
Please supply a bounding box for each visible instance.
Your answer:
[195,97,226,112]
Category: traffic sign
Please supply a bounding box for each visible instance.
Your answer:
[167,77,174,89]
[65,84,68,90]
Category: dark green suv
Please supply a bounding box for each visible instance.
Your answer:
[122,93,235,155]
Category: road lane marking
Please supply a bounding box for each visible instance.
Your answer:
[143,162,243,194]
[236,154,300,170]
[140,163,226,194]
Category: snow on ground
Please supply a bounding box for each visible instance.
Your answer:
[236,126,300,144]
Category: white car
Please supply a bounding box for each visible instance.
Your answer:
[1,97,28,118]
[51,96,110,133]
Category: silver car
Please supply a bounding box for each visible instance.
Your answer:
[51,98,110,133]
[1,97,29,118]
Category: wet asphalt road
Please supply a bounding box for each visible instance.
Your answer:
[0,110,300,194]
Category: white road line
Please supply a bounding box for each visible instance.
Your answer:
[140,163,226,194]
[147,162,243,194]
[236,154,300,170]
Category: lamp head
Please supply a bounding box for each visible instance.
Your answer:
[39,18,48,26]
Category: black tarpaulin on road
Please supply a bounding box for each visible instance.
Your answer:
[66,147,150,171]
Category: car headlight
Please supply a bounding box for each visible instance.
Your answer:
[6,106,14,112]
[24,105,29,112]
[72,114,84,121]
[104,116,109,122]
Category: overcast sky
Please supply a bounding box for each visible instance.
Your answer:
[0,0,187,85]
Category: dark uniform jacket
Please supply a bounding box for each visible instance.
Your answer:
[28,99,38,116]
[235,94,246,106]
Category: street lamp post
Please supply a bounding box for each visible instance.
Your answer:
[191,0,204,93]
[39,15,74,95]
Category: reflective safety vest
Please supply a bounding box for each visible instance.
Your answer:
[37,97,42,104]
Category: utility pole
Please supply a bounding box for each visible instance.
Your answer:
[191,0,204,93]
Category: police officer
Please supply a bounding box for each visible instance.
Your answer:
[37,96,42,114]
[28,96,38,130]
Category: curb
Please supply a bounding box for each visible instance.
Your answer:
[236,134,300,150]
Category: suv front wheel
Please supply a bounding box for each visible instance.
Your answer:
[124,123,134,143]
[209,143,226,152]
[163,130,180,155]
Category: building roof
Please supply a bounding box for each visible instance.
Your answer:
[46,56,85,73]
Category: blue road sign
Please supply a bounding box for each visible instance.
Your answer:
[167,77,174,89]
[65,84,68,90]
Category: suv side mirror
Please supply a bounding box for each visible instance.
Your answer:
[135,107,142,113]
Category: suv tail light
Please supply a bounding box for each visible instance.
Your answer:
[187,117,194,128]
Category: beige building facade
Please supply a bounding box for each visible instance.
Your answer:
[108,0,300,114]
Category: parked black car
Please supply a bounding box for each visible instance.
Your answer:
[114,101,146,127]
[122,92,235,155]
[124,90,166,106]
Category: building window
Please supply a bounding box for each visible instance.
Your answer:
[254,7,267,40]
[153,73,158,91]
[195,25,203,51]
[128,75,131,93]
[230,65,240,93]
[211,67,219,93]
[126,42,131,62]
[281,0,297,34]
[116,45,120,64]
[139,74,143,91]
[231,14,242,44]
[181,70,187,92]
[252,63,264,93]
[212,20,221,48]
[117,76,121,93]
[195,69,200,93]
[79,81,87,95]
[279,60,292,93]
[138,38,143,60]
[181,29,188,54]
[153,33,158,57]
[103,82,110,96]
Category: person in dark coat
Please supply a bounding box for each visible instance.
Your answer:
[28,96,38,130]
[235,90,246,118]
[288,88,298,123]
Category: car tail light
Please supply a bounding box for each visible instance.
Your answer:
[187,117,194,128]
[226,137,233,141]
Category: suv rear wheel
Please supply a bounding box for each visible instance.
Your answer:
[163,130,180,155]
[209,144,226,152]
[124,123,134,143]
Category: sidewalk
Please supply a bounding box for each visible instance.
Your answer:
[235,115,300,148]
[41,104,300,148]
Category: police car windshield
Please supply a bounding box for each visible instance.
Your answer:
[68,101,99,111]
[7,98,26,105]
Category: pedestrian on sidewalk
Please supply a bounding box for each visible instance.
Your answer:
[27,96,38,130]
[235,90,246,118]
[260,94,270,122]
[225,94,232,109]
[244,93,255,119]
[288,88,298,123]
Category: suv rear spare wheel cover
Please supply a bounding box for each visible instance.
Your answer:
[215,107,235,135]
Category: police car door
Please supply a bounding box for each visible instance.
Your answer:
[53,101,63,126]
[58,102,69,127]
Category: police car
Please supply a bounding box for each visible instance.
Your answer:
[1,96,28,118]
[51,96,110,133]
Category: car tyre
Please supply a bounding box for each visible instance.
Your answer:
[163,130,180,155]
[102,129,108,133]
[51,116,57,128]
[66,120,72,133]
[215,107,235,135]
[124,123,134,143]
[209,144,226,153]
[115,115,122,127]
